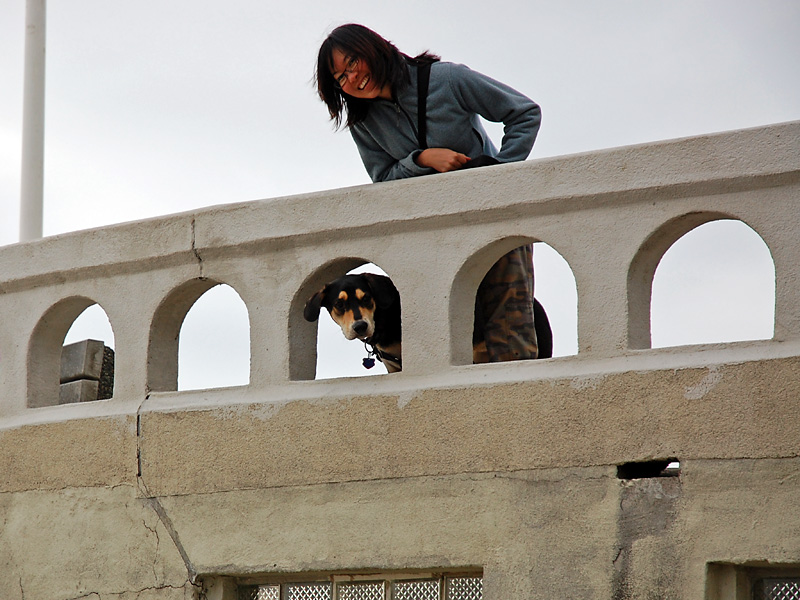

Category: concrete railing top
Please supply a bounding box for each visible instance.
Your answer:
[1,120,799,425]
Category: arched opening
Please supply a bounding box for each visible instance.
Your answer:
[28,297,115,407]
[148,279,250,392]
[531,242,578,358]
[177,284,251,391]
[650,219,775,348]
[64,304,115,348]
[62,303,116,402]
[297,261,397,380]
[451,238,578,366]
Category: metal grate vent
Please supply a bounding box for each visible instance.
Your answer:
[446,577,483,600]
[287,583,333,600]
[242,574,480,600]
[338,581,385,600]
[394,580,440,600]
[239,584,280,600]
[754,579,800,600]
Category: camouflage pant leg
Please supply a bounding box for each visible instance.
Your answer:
[473,244,538,362]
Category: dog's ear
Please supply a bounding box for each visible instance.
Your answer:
[362,273,398,309]
[303,287,327,322]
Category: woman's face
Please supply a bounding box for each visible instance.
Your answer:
[330,48,391,100]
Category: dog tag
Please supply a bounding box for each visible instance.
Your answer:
[362,357,375,369]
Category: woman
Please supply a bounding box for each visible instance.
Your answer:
[315,23,542,362]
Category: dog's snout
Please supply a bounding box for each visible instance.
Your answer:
[353,320,369,336]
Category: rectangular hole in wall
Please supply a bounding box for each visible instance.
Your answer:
[616,459,680,479]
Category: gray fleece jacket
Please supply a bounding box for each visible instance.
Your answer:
[350,60,541,183]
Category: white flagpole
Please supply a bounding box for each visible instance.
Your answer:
[20,0,46,242]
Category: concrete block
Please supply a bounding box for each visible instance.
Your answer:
[59,340,115,400]
[60,339,105,383]
[59,379,99,404]
[98,345,115,400]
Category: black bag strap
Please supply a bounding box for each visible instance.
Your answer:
[416,61,431,149]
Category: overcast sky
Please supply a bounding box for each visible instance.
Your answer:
[1,1,797,386]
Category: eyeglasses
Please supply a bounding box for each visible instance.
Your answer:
[333,56,359,89]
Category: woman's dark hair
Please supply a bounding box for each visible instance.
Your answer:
[315,23,438,129]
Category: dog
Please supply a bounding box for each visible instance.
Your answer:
[304,272,552,373]
[304,273,403,372]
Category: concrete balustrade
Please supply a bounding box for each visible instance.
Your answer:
[2,120,798,416]
[1,121,799,600]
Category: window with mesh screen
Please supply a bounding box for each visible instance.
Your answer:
[239,574,482,600]
[753,578,800,600]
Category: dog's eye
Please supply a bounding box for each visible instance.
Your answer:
[360,293,372,305]
[333,300,345,313]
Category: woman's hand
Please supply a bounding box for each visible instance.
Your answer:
[416,148,470,172]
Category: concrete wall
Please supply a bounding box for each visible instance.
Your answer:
[1,121,799,599]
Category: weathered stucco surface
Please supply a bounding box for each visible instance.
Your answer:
[2,122,800,599]
[0,486,192,599]
[139,358,800,498]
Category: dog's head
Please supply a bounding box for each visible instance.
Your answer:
[303,273,397,342]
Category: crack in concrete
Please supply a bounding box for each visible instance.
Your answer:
[191,217,204,278]
[138,464,616,501]
[135,393,199,587]
[141,516,161,584]
[142,496,198,584]
[65,584,193,600]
